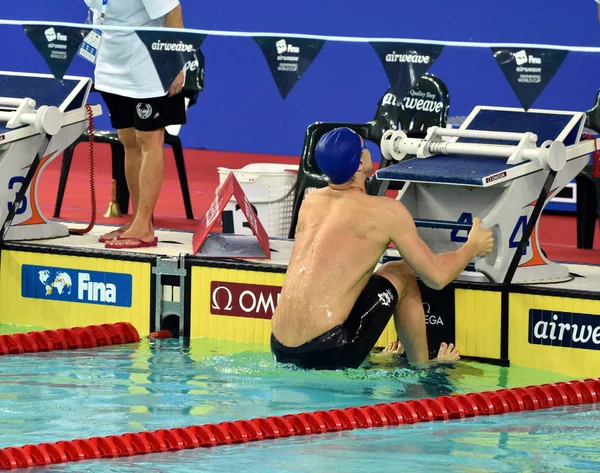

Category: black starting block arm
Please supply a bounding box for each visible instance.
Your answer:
[414,219,472,232]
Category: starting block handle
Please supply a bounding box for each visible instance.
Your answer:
[0,105,62,136]
[430,127,538,143]
[414,218,471,232]
[0,97,36,109]
[381,129,568,172]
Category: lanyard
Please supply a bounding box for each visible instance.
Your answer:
[99,0,108,24]
[87,0,108,25]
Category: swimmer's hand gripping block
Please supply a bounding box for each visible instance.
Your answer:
[193,172,271,259]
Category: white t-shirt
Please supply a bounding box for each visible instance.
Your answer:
[84,0,180,98]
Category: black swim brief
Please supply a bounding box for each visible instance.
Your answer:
[271,274,399,370]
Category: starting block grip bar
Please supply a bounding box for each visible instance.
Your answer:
[0,97,35,108]
[432,128,537,143]
[382,129,567,172]
[428,141,536,160]
[0,106,62,135]
[0,110,34,124]
[414,218,471,232]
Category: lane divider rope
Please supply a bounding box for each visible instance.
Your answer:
[0,377,598,470]
[0,322,140,356]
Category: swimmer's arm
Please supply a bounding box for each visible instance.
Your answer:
[388,202,478,290]
[164,4,184,27]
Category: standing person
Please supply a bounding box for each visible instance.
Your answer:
[270,127,494,370]
[82,0,186,249]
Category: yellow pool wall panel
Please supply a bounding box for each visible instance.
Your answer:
[190,265,285,346]
[455,289,502,360]
[0,250,151,335]
[375,320,398,349]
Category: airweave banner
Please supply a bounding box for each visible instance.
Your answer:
[184,49,205,93]
[529,309,600,351]
[137,31,206,93]
[374,73,448,130]
[24,25,87,81]
[254,37,325,99]
[491,47,568,111]
[370,43,444,103]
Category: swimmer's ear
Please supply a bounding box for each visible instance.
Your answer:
[358,154,366,170]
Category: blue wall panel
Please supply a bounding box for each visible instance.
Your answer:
[2,0,600,157]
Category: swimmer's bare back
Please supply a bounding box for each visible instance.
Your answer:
[272,187,394,347]
[271,182,492,357]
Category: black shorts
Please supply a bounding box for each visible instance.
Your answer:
[271,275,399,370]
[100,91,187,132]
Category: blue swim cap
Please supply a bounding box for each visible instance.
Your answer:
[315,127,362,184]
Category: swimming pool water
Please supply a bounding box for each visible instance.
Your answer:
[0,328,599,473]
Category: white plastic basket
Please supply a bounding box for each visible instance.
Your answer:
[217,163,299,238]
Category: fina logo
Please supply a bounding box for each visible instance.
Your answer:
[44,27,67,43]
[514,49,542,66]
[276,39,300,55]
[22,265,132,307]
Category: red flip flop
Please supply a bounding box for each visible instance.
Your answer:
[98,228,126,243]
[105,236,158,249]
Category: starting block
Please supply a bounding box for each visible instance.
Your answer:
[0,71,102,241]
[376,106,595,284]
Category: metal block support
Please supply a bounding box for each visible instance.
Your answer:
[152,255,187,337]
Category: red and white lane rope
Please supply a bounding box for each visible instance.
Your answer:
[0,377,598,470]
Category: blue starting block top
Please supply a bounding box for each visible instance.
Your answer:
[377,154,518,186]
[0,72,91,135]
[376,107,584,186]
[456,109,580,147]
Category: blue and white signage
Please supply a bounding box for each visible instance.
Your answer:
[21,265,132,307]
[529,309,600,351]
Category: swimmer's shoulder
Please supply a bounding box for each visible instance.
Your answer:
[297,188,328,220]
[307,187,330,198]
[301,187,328,207]
[365,194,414,225]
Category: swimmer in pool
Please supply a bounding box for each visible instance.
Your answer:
[270,127,494,370]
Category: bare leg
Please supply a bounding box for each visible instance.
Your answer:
[109,129,164,247]
[376,261,459,364]
[100,128,140,241]
[376,261,429,363]
[122,128,142,221]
